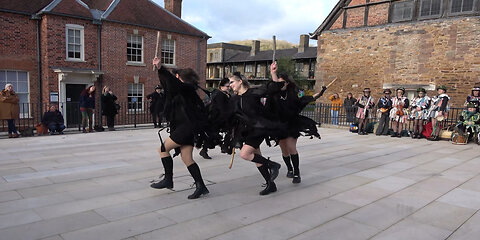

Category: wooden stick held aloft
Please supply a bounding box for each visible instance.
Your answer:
[326,77,338,88]
[153,31,160,71]
[272,35,276,62]
[229,148,235,169]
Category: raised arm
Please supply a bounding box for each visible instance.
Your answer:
[270,61,280,82]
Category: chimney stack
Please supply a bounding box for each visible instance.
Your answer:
[251,40,260,56]
[298,34,309,53]
[164,0,182,18]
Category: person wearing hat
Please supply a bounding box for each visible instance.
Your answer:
[375,89,393,136]
[455,103,480,143]
[428,85,450,141]
[147,85,165,128]
[465,85,480,108]
[410,88,431,139]
[355,88,375,135]
[0,83,20,138]
[390,87,410,138]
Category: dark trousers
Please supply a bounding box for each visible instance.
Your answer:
[7,119,17,134]
[106,115,115,128]
[376,113,390,135]
[47,123,65,132]
[152,111,163,126]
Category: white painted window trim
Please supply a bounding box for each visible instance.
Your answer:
[65,24,85,62]
[127,83,145,113]
[161,39,176,67]
[0,70,30,118]
[448,0,478,15]
[127,34,144,64]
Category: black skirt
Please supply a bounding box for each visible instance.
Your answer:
[170,125,195,146]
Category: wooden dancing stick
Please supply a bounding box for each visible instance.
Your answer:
[229,148,235,169]
[272,35,276,62]
[325,77,338,88]
[153,31,161,71]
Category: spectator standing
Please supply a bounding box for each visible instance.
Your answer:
[42,105,65,134]
[147,85,165,128]
[329,93,342,125]
[0,83,19,138]
[79,85,96,133]
[344,93,357,123]
[101,86,118,131]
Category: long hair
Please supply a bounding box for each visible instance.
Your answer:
[278,73,298,93]
[81,85,95,96]
[176,68,200,86]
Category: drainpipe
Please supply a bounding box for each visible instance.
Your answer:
[33,14,43,121]
[197,36,205,87]
[96,23,103,126]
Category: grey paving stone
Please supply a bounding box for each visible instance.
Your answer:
[0,190,22,203]
[448,211,480,240]
[0,210,42,230]
[409,201,476,231]
[330,185,391,207]
[438,188,480,210]
[0,211,107,240]
[370,219,451,240]
[0,192,76,215]
[61,212,174,240]
[290,217,379,240]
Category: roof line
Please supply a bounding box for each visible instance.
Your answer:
[38,0,62,13]
[75,0,90,9]
[147,0,210,39]
[101,0,120,19]
[311,0,346,39]
[102,19,208,38]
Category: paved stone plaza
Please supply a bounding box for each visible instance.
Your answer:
[1,128,480,240]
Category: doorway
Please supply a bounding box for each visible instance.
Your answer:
[65,84,86,127]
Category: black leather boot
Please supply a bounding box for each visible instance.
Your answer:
[252,154,280,181]
[291,154,301,184]
[199,148,212,159]
[150,156,173,189]
[283,156,293,178]
[259,181,277,195]
[187,163,209,199]
[257,165,277,195]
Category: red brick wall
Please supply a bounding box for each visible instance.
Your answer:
[331,12,344,30]
[348,0,366,6]
[316,17,480,107]
[346,7,365,28]
[0,12,40,111]
[368,3,389,26]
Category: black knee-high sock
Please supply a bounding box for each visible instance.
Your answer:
[291,154,300,175]
[283,155,293,171]
[257,164,271,183]
[187,163,205,186]
[161,156,173,178]
[252,154,269,165]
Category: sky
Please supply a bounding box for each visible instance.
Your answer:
[153,0,337,45]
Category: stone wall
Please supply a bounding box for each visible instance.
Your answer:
[316,16,480,107]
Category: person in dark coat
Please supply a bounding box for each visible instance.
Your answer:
[150,57,209,200]
[147,85,165,128]
[268,62,325,184]
[42,105,65,134]
[101,86,118,131]
[199,78,231,159]
[79,85,95,133]
[228,71,283,196]
[375,89,392,136]
[344,93,357,123]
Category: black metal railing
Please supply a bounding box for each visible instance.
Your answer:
[301,103,465,131]
[0,101,163,133]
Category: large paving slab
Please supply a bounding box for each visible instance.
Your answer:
[0,128,479,240]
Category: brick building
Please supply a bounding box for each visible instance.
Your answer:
[206,35,317,89]
[312,0,480,106]
[0,0,209,128]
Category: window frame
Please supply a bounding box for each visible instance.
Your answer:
[448,0,478,15]
[391,0,415,23]
[418,0,444,20]
[161,39,176,66]
[65,24,85,62]
[0,70,30,118]
[127,83,144,112]
[127,34,144,64]
[245,65,253,73]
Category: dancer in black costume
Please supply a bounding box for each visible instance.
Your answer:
[269,62,325,184]
[150,58,209,199]
[228,72,283,195]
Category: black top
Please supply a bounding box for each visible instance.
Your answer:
[101,92,118,116]
[79,92,95,109]
[157,66,206,134]
[146,91,165,113]
[377,97,393,110]
[208,89,230,128]
[42,110,64,125]
[268,84,318,123]
[344,97,357,108]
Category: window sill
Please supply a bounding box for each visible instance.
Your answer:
[126,62,146,67]
[66,59,86,63]
[127,110,146,114]
[163,64,176,68]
